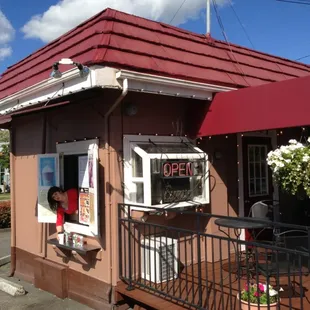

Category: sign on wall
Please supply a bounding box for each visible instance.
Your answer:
[88,143,99,236]
[37,154,59,223]
[162,161,193,178]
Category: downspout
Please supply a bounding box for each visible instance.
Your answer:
[9,125,16,277]
[103,78,128,298]
[38,113,47,258]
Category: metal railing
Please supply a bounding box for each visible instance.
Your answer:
[118,203,310,309]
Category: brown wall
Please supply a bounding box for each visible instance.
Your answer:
[11,90,236,289]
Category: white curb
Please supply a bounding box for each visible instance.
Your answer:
[0,255,10,266]
[0,277,25,296]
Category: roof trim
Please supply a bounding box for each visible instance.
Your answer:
[116,70,235,100]
[0,67,97,115]
[0,65,236,116]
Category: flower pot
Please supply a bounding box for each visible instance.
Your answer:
[237,294,279,310]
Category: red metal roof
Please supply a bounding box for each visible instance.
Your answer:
[1,8,310,100]
[198,74,310,136]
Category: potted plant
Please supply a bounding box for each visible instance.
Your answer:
[237,282,280,310]
[267,139,310,198]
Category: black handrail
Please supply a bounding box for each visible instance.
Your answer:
[118,203,310,310]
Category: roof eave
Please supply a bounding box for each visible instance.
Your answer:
[0,66,237,116]
[116,69,236,100]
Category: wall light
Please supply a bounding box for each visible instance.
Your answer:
[50,58,90,79]
[50,63,62,78]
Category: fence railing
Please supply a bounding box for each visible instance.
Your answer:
[118,203,310,309]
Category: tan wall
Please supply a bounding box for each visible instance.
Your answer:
[11,91,237,286]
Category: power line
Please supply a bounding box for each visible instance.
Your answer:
[169,0,187,24]
[228,0,255,49]
[211,0,250,86]
[276,0,310,5]
[296,54,310,61]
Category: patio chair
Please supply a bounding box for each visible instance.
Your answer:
[247,200,276,241]
[245,201,281,267]
[257,231,310,297]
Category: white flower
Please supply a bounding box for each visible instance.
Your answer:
[308,137,310,143]
[289,139,298,144]
[269,289,278,297]
[303,155,310,162]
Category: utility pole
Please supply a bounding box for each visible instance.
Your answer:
[206,0,211,36]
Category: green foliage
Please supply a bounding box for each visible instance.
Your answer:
[0,144,10,170]
[0,130,10,170]
[0,201,10,228]
[0,130,9,142]
[240,283,278,305]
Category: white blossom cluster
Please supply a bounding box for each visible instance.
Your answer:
[267,138,310,197]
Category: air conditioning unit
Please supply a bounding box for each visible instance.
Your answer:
[141,236,178,283]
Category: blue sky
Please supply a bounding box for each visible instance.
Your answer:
[0,0,310,75]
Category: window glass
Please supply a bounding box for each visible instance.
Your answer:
[132,149,143,177]
[150,158,205,205]
[248,145,268,197]
[130,182,144,203]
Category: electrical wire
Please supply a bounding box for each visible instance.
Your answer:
[228,0,255,49]
[295,54,310,61]
[169,0,187,24]
[276,0,310,5]
[211,0,251,86]
[277,0,310,62]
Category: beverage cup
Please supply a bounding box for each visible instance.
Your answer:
[42,165,54,186]
[58,233,64,244]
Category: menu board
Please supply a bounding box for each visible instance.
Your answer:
[78,155,90,225]
[79,188,90,225]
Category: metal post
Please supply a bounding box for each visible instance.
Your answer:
[206,0,211,36]
[126,205,134,291]
[196,213,203,308]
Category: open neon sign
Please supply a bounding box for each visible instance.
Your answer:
[162,161,193,178]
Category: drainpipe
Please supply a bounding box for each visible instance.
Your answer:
[9,126,16,277]
[103,78,128,297]
[38,114,47,258]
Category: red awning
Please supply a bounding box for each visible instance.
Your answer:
[198,74,310,136]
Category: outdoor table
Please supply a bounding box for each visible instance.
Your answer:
[214,217,272,280]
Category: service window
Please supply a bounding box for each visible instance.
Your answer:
[124,135,209,211]
[37,139,99,236]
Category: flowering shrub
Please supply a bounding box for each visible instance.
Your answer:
[267,139,310,197]
[0,201,10,228]
[240,282,279,305]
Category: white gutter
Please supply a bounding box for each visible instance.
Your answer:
[116,70,236,100]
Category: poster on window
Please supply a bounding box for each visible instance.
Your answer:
[78,156,89,188]
[37,154,59,223]
[88,153,94,188]
[39,156,57,187]
[88,143,99,235]
[79,188,90,225]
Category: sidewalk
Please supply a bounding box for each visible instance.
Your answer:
[0,263,93,310]
[0,230,93,310]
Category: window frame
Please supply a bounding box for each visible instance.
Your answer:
[57,139,99,236]
[124,135,209,211]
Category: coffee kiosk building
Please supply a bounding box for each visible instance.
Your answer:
[1,8,310,309]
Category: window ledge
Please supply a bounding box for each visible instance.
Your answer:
[47,238,101,255]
